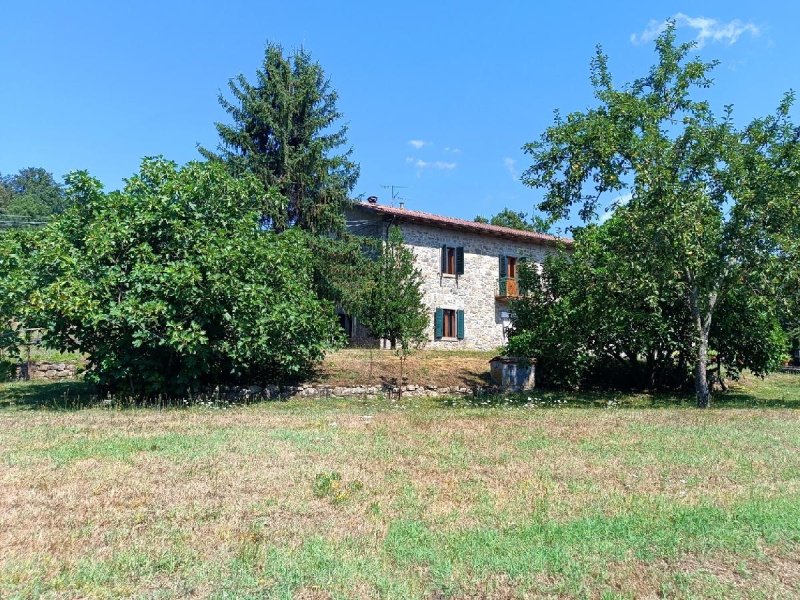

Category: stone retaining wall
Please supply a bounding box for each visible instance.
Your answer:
[12,363,504,399]
[217,383,501,401]
[17,361,80,381]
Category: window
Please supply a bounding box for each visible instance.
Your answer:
[440,245,464,275]
[507,256,517,279]
[434,308,465,340]
[443,309,456,338]
[499,255,518,279]
[499,255,527,297]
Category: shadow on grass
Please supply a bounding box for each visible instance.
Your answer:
[3,372,797,412]
[0,379,100,411]
[436,385,800,410]
[0,379,272,412]
[459,369,494,388]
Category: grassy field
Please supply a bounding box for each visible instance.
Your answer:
[1,373,799,598]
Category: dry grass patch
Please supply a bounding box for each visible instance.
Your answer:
[1,374,799,598]
[313,348,496,387]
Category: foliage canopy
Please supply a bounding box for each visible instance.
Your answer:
[519,24,800,405]
[509,211,786,391]
[352,225,428,353]
[199,42,359,235]
[10,158,342,394]
[474,208,552,234]
[0,167,68,220]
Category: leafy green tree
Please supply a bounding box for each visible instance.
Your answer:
[16,157,342,395]
[0,228,36,374]
[509,208,785,391]
[199,42,359,234]
[354,226,428,386]
[521,24,800,406]
[307,232,377,314]
[474,208,552,234]
[510,210,695,390]
[0,167,68,219]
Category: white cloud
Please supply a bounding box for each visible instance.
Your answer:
[408,139,429,149]
[444,146,461,154]
[503,157,518,180]
[631,13,759,48]
[599,193,632,224]
[406,156,456,171]
[417,160,456,170]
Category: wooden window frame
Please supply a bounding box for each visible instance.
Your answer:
[443,309,456,338]
[435,308,465,340]
[506,256,517,279]
[441,245,465,276]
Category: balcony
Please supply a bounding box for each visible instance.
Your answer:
[496,277,521,301]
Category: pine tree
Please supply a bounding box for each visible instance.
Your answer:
[199,43,359,234]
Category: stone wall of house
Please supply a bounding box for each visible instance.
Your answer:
[402,222,553,350]
[345,207,558,351]
[17,361,80,381]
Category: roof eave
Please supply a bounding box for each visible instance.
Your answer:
[361,207,571,247]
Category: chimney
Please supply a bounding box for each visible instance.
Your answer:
[399,201,405,209]
[367,195,378,204]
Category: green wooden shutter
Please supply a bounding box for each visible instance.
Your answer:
[456,247,464,275]
[440,245,447,273]
[434,308,444,338]
[499,255,507,278]
[456,310,465,340]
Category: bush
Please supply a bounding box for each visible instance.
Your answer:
[508,213,786,392]
[17,157,342,395]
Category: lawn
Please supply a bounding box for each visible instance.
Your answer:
[1,373,799,598]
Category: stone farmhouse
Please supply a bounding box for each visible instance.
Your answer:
[343,199,572,351]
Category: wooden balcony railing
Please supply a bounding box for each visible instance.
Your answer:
[496,277,521,300]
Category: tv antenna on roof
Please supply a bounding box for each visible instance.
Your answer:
[381,184,407,201]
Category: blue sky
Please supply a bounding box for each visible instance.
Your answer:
[1,1,796,233]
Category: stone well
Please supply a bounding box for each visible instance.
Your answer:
[489,356,536,391]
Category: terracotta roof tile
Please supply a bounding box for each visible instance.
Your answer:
[351,202,572,247]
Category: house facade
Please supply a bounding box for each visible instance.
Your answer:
[345,200,571,351]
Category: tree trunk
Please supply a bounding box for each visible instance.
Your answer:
[688,278,718,409]
[368,346,374,382]
[694,332,710,408]
[716,357,728,391]
[647,350,657,390]
[398,355,404,400]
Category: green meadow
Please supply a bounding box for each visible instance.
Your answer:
[1,373,799,598]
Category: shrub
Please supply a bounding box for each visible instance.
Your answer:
[508,213,786,392]
[18,157,342,395]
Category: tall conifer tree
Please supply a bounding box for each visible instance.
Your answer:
[200,43,359,234]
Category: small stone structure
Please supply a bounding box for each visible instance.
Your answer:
[17,361,80,381]
[489,356,536,391]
